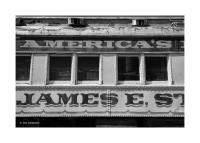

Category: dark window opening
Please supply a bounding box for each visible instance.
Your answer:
[49,56,71,81]
[16,19,26,26]
[138,20,144,26]
[70,18,87,27]
[146,57,168,81]
[135,19,148,26]
[78,57,99,81]
[16,56,31,81]
[16,18,68,26]
[118,57,139,81]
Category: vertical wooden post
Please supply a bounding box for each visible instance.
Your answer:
[114,54,118,85]
[99,54,103,85]
[167,55,173,85]
[140,54,146,85]
[29,54,34,85]
[71,54,77,85]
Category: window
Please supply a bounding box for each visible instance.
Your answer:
[117,55,169,85]
[69,18,87,27]
[78,56,99,81]
[16,55,31,81]
[49,56,71,81]
[132,19,148,26]
[145,57,168,81]
[118,56,139,81]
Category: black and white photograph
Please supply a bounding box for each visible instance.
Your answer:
[2,0,200,142]
[16,15,184,127]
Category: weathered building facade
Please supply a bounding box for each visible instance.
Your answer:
[16,16,184,127]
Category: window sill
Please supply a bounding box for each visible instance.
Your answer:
[16,81,30,85]
[77,81,100,85]
[48,81,71,85]
[146,81,169,85]
[118,81,140,85]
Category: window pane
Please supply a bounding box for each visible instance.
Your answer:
[16,56,31,81]
[49,56,71,81]
[146,57,168,81]
[118,57,139,80]
[78,57,99,81]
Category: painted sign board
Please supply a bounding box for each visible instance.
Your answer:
[16,39,184,53]
[16,86,184,117]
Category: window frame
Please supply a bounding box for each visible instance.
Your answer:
[117,54,140,85]
[48,54,72,85]
[16,54,33,85]
[76,54,101,85]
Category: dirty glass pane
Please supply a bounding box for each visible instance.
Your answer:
[118,57,139,81]
[78,57,99,81]
[16,56,31,81]
[49,56,71,81]
[145,57,168,81]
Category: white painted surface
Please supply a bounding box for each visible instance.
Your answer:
[32,54,48,85]
[102,54,117,85]
[171,54,184,85]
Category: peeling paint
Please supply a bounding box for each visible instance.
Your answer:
[16,24,184,36]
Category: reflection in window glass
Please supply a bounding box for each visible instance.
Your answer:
[78,57,99,81]
[145,57,168,81]
[118,57,139,81]
[49,56,71,81]
[16,56,31,81]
